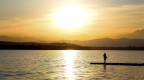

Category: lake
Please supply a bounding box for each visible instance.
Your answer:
[0,50,144,80]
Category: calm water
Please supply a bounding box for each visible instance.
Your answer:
[0,50,144,80]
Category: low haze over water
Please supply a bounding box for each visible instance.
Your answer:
[0,50,144,80]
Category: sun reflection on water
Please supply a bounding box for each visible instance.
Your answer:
[63,50,77,80]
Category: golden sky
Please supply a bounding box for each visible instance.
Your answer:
[0,0,144,41]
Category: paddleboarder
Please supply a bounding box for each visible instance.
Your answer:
[103,53,107,63]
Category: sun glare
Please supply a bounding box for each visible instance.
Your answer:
[63,50,77,80]
[52,3,91,29]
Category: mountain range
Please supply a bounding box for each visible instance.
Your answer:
[118,29,144,39]
[65,38,144,47]
[62,29,144,47]
[0,29,144,47]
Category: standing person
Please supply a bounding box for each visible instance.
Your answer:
[103,53,107,63]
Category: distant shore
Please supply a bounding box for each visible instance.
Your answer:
[0,41,144,50]
[0,47,144,50]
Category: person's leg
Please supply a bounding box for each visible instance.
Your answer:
[104,59,106,63]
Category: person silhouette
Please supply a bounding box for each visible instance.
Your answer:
[103,53,107,63]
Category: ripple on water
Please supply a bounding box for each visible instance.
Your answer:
[0,70,32,80]
[0,50,144,80]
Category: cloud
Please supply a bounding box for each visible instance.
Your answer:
[0,0,62,20]
[82,0,144,7]
[93,4,144,27]
[0,0,144,40]
[0,17,42,29]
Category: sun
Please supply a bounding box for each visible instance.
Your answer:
[52,3,91,29]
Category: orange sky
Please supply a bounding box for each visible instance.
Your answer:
[0,0,144,41]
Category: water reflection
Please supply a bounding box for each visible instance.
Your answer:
[63,50,77,80]
[103,64,107,71]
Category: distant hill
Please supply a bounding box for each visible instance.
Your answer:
[0,41,83,50]
[119,29,144,39]
[1,29,144,47]
[62,29,144,47]
[64,38,144,47]
[0,41,144,50]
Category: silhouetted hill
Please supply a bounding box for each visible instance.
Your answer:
[0,41,144,50]
[0,41,83,50]
[119,29,144,39]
